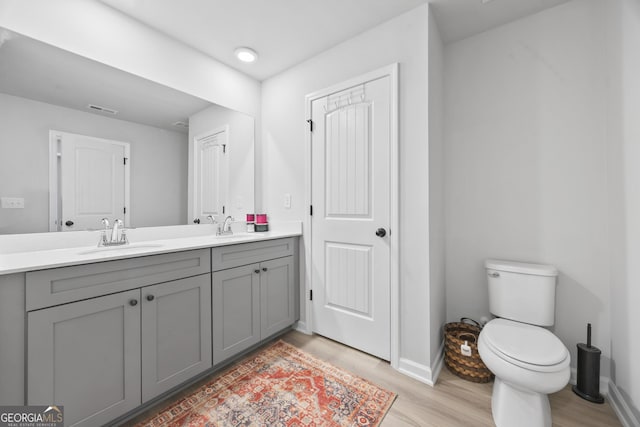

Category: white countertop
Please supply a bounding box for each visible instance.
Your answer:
[0,222,302,275]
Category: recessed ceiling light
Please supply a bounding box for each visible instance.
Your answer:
[234,47,258,63]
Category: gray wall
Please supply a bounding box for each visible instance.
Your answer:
[444,0,611,375]
[0,93,188,234]
[428,9,446,366]
[608,0,640,422]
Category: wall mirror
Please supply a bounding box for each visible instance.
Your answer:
[0,28,254,235]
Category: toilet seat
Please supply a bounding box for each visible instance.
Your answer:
[481,319,569,373]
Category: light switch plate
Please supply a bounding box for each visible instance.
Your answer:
[1,197,25,209]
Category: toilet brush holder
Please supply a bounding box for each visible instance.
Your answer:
[572,323,604,403]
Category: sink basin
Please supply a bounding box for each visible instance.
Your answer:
[78,243,164,255]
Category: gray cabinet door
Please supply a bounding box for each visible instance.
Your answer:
[212,264,260,364]
[28,289,141,427]
[260,256,295,339]
[141,274,212,402]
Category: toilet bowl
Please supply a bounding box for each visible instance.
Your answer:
[480,259,569,427]
[479,318,570,427]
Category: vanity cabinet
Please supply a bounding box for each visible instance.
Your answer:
[28,289,142,427]
[212,264,260,364]
[212,238,297,365]
[26,250,211,427]
[17,237,298,427]
[141,275,212,402]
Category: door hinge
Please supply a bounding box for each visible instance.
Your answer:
[306,119,313,132]
[123,157,128,165]
[309,205,313,216]
[310,289,313,301]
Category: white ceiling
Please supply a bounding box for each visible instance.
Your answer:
[101,0,571,81]
[429,0,571,44]
[100,0,429,81]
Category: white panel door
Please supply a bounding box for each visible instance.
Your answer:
[311,76,391,360]
[59,132,128,231]
[193,127,228,223]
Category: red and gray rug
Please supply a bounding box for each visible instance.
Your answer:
[136,340,396,427]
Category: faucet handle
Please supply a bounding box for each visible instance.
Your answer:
[101,218,110,228]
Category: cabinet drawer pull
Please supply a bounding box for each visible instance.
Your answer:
[262,267,268,272]
[146,295,155,301]
[129,299,138,306]
[254,269,260,274]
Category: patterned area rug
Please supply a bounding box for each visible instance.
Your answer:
[136,340,396,427]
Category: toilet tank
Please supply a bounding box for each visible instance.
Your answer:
[485,259,559,326]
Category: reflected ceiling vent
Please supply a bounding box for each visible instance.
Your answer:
[87,104,118,115]
[172,121,189,129]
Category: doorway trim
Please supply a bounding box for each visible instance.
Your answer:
[48,130,131,231]
[303,63,399,368]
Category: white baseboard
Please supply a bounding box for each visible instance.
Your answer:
[569,367,609,396]
[294,321,311,335]
[431,341,445,384]
[397,343,444,387]
[608,380,640,427]
[398,358,434,385]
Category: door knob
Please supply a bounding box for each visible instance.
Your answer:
[262,267,268,272]
[146,295,155,301]
[254,269,260,274]
[65,220,74,227]
[375,228,387,238]
[129,299,138,306]
[193,218,200,224]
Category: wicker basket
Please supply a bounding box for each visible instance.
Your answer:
[444,318,494,383]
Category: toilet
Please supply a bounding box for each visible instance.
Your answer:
[478,259,570,427]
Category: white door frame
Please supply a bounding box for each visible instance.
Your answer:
[48,130,131,231]
[303,63,399,368]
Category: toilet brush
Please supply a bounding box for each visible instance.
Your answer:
[572,323,604,403]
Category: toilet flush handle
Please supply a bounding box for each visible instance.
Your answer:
[488,271,500,278]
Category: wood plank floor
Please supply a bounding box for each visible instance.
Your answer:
[127,330,622,426]
[281,331,621,427]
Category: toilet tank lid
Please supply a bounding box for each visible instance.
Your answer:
[485,259,558,277]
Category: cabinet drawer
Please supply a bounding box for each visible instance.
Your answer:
[26,249,210,311]
[211,237,295,271]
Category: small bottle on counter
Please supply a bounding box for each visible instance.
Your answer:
[255,213,269,232]
[246,214,255,233]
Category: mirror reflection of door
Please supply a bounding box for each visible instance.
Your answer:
[49,131,130,231]
[192,126,229,224]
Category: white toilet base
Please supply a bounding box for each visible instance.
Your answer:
[492,377,552,427]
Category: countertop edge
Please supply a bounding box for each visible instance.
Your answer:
[0,231,302,276]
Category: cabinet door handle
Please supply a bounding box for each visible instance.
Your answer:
[262,267,268,272]
[146,295,155,301]
[254,269,260,274]
[129,299,138,306]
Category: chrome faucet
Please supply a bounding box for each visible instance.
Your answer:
[217,216,234,236]
[99,218,129,246]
